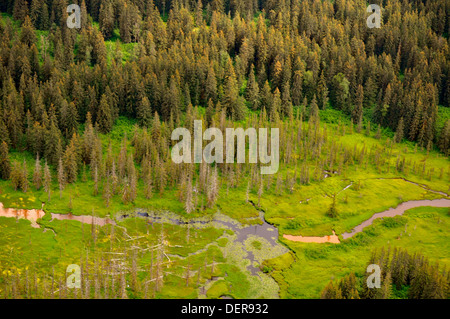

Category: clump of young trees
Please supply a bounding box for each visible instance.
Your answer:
[321,247,450,299]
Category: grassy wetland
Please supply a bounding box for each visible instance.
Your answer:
[0,0,449,299]
[1,108,448,299]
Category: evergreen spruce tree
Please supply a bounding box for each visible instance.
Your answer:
[99,1,115,39]
[33,154,42,190]
[205,99,215,127]
[321,281,343,299]
[20,16,37,46]
[30,0,43,28]
[260,81,273,114]
[13,0,29,22]
[438,120,450,156]
[205,65,218,103]
[394,117,404,143]
[11,162,22,191]
[57,157,65,199]
[353,84,364,133]
[291,70,303,106]
[63,140,78,184]
[137,96,152,127]
[21,159,29,193]
[309,95,319,125]
[223,59,245,121]
[271,88,282,122]
[40,2,49,29]
[326,194,339,218]
[0,141,11,180]
[331,73,350,112]
[246,64,260,110]
[317,70,329,109]
[43,161,52,202]
[281,82,293,119]
[97,94,113,134]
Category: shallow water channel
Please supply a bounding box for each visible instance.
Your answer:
[341,198,450,239]
[1,197,449,267]
[118,210,284,275]
[0,202,285,275]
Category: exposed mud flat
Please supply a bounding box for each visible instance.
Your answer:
[0,202,116,231]
[50,212,116,226]
[0,203,44,228]
[283,231,340,243]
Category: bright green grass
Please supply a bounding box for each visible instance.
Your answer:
[206,280,229,298]
[0,213,230,298]
[268,206,450,298]
[105,39,139,65]
[0,210,280,299]
[0,107,448,299]
[262,177,442,237]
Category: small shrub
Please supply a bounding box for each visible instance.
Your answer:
[262,266,273,273]
[285,219,301,230]
[381,216,407,228]
[251,240,262,250]
[326,195,339,218]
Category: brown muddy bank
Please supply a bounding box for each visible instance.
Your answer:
[282,199,450,243]
[341,198,450,239]
[49,212,116,226]
[0,203,44,228]
[0,203,115,228]
[283,231,340,243]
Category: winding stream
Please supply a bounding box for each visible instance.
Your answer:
[0,202,286,275]
[341,198,450,239]
[1,176,449,252]
[1,176,448,299]
[283,177,449,243]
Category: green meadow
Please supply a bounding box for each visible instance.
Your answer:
[266,206,450,298]
[0,109,449,299]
